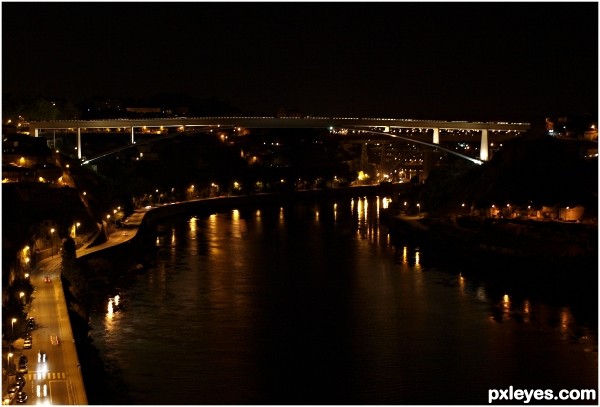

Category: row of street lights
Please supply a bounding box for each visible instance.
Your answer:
[5,352,13,392]
[4,318,17,389]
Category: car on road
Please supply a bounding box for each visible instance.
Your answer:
[14,374,25,390]
[17,355,27,374]
[26,317,35,328]
[50,335,60,345]
[38,351,47,363]
[23,336,32,349]
[5,385,19,403]
[36,384,48,398]
[44,275,52,283]
[15,391,27,404]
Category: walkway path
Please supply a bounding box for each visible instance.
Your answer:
[24,208,149,405]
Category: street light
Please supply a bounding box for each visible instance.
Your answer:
[6,352,13,388]
[50,228,55,256]
[74,222,81,243]
[10,318,17,350]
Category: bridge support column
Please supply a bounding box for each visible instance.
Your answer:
[77,128,82,159]
[32,127,39,137]
[480,129,489,161]
[131,127,135,144]
[422,149,432,183]
[433,128,440,144]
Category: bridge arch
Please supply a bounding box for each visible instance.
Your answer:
[341,128,484,165]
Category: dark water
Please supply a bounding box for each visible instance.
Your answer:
[88,197,598,404]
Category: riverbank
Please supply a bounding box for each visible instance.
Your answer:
[68,184,410,403]
[384,212,598,272]
[83,192,598,405]
[80,184,413,259]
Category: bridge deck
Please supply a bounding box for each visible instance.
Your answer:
[28,117,530,132]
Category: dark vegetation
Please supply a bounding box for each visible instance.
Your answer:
[418,135,598,217]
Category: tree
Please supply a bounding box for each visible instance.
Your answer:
[26,97,59,121]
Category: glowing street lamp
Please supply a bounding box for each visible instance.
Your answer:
[6,352,13,387]
[50,228,56,255]
[71,221,81,241]
[11,318,17,348]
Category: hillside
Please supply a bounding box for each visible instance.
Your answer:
[419,135,598,219]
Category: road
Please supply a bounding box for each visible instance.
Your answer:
[10,260,85,405]
[7,208,149,405]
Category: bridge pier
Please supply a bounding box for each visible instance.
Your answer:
[433,128,440,144]
[131,126,135,144]
[422,150,432,182]
[77,128,82,159]
[480,129,489,161]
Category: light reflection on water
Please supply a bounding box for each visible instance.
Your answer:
[88,197,598,404]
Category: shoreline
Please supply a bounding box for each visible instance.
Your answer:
[383,211,598,270]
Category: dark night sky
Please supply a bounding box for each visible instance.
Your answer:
[2,2,598,122]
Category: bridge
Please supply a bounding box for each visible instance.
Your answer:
[27,116,530,162]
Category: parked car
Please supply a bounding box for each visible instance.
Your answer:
[7,385,19,397]
[14,374,25,390]
[5,385,19,402]
[16,391,27,404]
[17,355,27,374]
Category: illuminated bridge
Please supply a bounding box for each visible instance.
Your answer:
[27,116,530,162]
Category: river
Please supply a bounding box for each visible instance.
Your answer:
[87,196,597,404]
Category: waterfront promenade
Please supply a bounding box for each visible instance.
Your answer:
[18,184,407,404]
[21,208,149,405]
[16,182,596,404]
